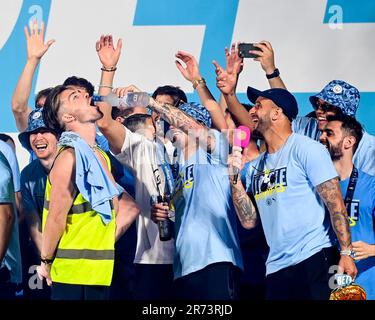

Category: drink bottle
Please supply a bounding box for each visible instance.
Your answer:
[92,92,150,110]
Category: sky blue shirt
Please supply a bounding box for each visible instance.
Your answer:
[246,133,337,275]
[0,152,22,283]
[340,169,375,300]
[171,130,243,279]
[0,140,20,192]
[293,116,375,176]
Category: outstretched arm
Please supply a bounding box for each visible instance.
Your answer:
[316,177,357,279]
[11,20,55,131]
[95,35,126,154]
[214,44,253,130]
[253,41,286,89]
[148,98,216,152]
[96,34,122,96]
[175,51,227,131]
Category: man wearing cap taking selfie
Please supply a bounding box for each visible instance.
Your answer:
[229,87,357,300]
[217,43,375,177]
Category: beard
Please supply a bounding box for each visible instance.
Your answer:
[328,140,344,161]
[252,128,264,140]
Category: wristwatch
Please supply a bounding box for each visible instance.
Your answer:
[340,249,356,259]
[266,68,280,79]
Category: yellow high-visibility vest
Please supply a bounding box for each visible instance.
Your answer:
[42,147,116,286]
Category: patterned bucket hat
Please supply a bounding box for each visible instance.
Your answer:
[309,80,360,117]
[18,108,57,150]
[178,102,212,128]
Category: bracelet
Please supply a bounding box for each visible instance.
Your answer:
[40,257,54,265]
[192,78,206,89]
[101,66,117,72]
[98,84,113,89]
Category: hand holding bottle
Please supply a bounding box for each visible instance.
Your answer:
[92,91,150,110]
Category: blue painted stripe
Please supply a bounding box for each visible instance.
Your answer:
[134,0,239,100]
[324,0,375,23]
[0,0,52,132]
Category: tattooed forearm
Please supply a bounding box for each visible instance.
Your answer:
[149,99,215,151]
[231,183,257,229]
[317,177,352,249]
[150,100,204,133]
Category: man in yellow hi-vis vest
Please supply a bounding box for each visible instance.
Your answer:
[36,84,139,300]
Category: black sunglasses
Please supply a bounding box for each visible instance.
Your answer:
[314,101,337,112]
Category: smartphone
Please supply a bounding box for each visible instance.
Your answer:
[238,43,262,58]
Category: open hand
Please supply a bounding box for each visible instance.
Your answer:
[96,35,122,69]
[24,20,55,62]
[175,51,201,82]
[252,41,276,74]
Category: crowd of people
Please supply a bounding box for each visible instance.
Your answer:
[0,20,374,300]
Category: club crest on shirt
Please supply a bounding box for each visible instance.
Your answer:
[251,167,288,201]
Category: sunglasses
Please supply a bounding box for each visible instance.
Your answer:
[314,101,337,113]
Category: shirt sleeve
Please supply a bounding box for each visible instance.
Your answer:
[0,141,20,192]
[115,126,154,170]
[0,162,13,203]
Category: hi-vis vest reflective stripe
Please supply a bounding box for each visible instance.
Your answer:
[42,147,116,286]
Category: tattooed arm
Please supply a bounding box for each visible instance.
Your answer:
[231,181,258,229]
[316,177,357,279]
[149,98,216,152]
[316,177,351,249]
[228,145,257,228]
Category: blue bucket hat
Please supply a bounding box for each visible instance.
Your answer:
[309,80,360,117]
[247,87,298,122]
[178,102,212,128]
[18,108,57,150]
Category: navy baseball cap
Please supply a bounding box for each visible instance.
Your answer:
[247,87,298,122]
[18,108,58,150]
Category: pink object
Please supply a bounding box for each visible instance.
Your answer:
[234,125,251,148]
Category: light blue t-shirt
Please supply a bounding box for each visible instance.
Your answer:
[20,159,47,218]
[292,116,375,176]
[292,116,320,141]
[171,130,243,279]
[353,132,375,177]
[245,133,338,275]
[0,152,22,284]
[340,169,375,300]
[0,140,20,192]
